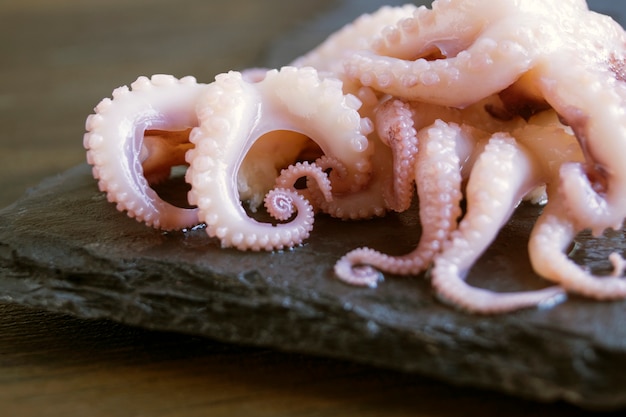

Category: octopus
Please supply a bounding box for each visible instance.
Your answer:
[83,0,626,314]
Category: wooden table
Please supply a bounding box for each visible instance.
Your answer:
[0,1,618,415]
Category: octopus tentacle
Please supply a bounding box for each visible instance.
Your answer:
[508,111,614,299]
[309,136,392,220]
[430,133,566,314]
[84,74,206,230]
[306,155,354,197]
[271,139,391,222]
[309,98,423,221]
[342,0,593,108]
[314,155,348,184]
[341,3,533,105]
[367,1,479,61]
[529,201,626,300]
[547,68,626,235]
[366,0,577,60]
[334,120,465,286]
[413,122,470,270]
[263,187,314,225]
[291,156,392,216]
[312,189,388,220]
[84,1,626,314]
[291,4,418,74]
[274,161,333,205]
[237,129,311,211]
[375,98,418,212]
[345,33,532,108]
[185,66,373,250]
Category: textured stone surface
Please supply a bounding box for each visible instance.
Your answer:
[1,165,626,410]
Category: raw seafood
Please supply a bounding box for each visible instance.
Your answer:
[84,1,626,313]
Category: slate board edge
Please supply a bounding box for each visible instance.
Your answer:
[0,257,614,411]
[0,165,625,411]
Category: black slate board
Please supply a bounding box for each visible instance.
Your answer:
[1,164,626,410]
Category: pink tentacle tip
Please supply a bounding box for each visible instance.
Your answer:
[334,256,384,288]
[264,188,298,222]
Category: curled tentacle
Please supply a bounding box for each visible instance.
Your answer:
[334,247,383,288]
[309,137,392,221]
[314,155,348,178]
[264,188,314,227]
[185,66,372,250]
[551,79,626,235]
[534,5,626,235]
[346,37,532,108]
[237,129,310,211]
[275,161,333,204]
[313,155,351,194]
[84,74,206,230]
[430,133,566,314]
[512,110,626,299]
[335,120,466,286]
[276,154,391,221]
[529,201,626,300]
[341,0,579,107]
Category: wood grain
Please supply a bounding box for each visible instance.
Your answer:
[0,303,596,417]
